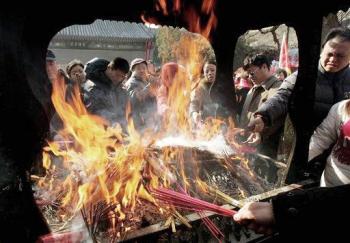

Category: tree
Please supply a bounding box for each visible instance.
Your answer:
[153,26,215,80]
[154,26,182,64]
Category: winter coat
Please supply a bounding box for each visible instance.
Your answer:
[257,64,350,130]
[124,75,156,130]
[240,75,282,158]
[314,64,350,128]
[189,78,219,120]
[309,99,350,187]
[156,62,179,116]
[272,183,350,242]
[240,76,282,128]
[84,58,129,129]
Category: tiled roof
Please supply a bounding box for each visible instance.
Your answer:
[53,19,156,43]
[337,8,350,26]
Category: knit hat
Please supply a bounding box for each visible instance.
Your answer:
[130,58,147,71]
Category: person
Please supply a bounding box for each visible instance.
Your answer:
[309,99,350,187]
[240,54,283,159]
[156,62,190,120]
[66,59,86,86]
[124,58,157,130]
[48,55,82,137]
[46,49,59,83]
[274,68,288,81]
[146,59,159,83]
[146,60,161,99]
[64,59,90,104]
[189,60,218,126]
[233,183,350,241]
[46,49,69,84]
[249,27,350,134]
[233,67,252,117]
[84,57,130,129]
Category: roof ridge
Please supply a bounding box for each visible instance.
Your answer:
[52,19,155,43]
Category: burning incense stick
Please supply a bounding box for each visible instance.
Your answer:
[151,187,237,216]
[205,185,243,208]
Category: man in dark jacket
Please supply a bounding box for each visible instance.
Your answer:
[249,27,350,133]
[84,57,130,130]
[233,183,350,242]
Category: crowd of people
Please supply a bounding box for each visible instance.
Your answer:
[46,26,350,240]
[234,26,350,241]
[46,52,223,135]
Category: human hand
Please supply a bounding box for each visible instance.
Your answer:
[243,132,261,146]
[233,202,275,235]
[225,128,257,154]
[247,115,265,133]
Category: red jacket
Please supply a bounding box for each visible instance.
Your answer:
[157,62,187,116]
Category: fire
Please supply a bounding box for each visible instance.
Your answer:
[201,0,215,14]
[34,1,263,240]
[173,0,181,13]
[36,77,161,219]
[157,0,168,15]
[160,64,192,134]
[145,0,217,41]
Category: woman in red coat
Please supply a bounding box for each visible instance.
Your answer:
[156,62,190,130]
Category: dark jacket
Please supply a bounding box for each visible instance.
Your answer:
[85,58,110,85]
[272,184,350,241]
[314,64,350,129]
[257,65,350,130]
[84,58,129,130]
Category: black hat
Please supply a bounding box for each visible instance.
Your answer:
[46,49,56,61]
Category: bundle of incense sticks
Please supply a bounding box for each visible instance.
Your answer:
[176,185,225,242]
[153,187,234,242]
[38,231,85,243]
[198,211,224,242]
[151,187,237,217]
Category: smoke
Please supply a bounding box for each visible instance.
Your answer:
[155,134,235,156]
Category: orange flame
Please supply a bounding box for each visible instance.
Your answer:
[34,0,261,238]
[201,0,216,14]
[157,0,168,15]
[37,77,162,221]
[173,0,181,13]
[142,0,217,40]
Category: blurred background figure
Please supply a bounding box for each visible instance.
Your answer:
[125,58,157,130]
[66,59,86,86]
[146,60,158,82]
[234,67,252,117]
[84,57,130,129]
[157,62,189,118]
[46,49,58,83]
[190,60,218,127]
[65,59,88,104]
[46,49,69,84]
[146,60,161,96]
[274,68,288,81]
